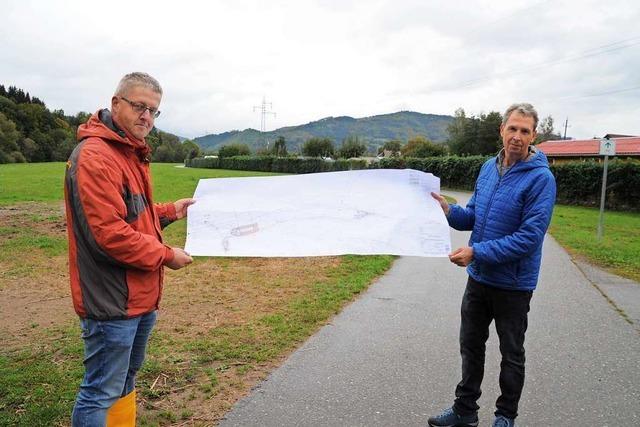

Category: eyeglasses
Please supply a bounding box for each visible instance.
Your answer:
[120,97,161,118]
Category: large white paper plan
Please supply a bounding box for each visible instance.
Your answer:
[184,169,451,257]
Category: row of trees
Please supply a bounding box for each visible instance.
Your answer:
[215,135,370,159]
[301,135,368,158]
[0,85,45,107]
[0,84,199,163]
[213,108,563,161]
[215,134,448,160]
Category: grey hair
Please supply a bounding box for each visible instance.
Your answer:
[114,72,163,97]
[502,103,538,130]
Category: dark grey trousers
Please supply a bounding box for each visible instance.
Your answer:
[453,277,533,419]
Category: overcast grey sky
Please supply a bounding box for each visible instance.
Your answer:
[2,0,639,139]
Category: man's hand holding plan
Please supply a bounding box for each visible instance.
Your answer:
[184,169,451,257]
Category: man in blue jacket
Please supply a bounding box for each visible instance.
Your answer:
[428,103,556,427]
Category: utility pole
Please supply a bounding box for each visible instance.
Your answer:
[253,97,276,150]
[563,117,569,140]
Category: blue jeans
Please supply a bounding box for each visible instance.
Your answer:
[71,311,157,427]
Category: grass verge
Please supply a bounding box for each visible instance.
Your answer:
[549,204,640,282]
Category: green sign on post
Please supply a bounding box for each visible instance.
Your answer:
[597,138,616,240]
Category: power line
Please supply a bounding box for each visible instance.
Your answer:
[455,36,640,89]
[545,84,640,102]
[580,84,640,98]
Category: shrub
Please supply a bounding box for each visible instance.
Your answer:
[551,160,640,211]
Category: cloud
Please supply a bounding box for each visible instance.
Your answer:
[1,0,639,138]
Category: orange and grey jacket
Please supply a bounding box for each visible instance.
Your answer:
[64,109,177,320]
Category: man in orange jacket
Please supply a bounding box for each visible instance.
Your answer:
[64,72,194,426]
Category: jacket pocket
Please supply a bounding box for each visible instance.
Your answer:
[122,186,148,224]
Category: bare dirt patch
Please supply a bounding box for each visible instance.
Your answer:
[0,202,73,350]
[1,202,349,425]
[0,201,67,234]
[137,255,343,425]
[159,256,340,334]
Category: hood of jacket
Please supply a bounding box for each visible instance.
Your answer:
[77,109,151,160]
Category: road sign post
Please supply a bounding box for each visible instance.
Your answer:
[597,138,616,240]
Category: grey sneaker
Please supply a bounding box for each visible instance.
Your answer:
[427,407,479,427]
[492,415,515,427]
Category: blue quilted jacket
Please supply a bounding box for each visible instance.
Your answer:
[447,149,556,291]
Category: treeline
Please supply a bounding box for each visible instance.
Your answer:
[0,85,45,106]
[447,108,563,156]
[0,84,78,163]
[213,134,447,160]
[0,84,199,163]
[210,108,564,161]
[146,130,200,163]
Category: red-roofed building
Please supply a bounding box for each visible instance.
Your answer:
[536,137,640,164]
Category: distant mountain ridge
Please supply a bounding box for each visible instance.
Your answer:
[194,111,454,153]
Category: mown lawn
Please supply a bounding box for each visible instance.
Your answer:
[0,162,281,205]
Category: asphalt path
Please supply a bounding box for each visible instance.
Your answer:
[220,191,640,427]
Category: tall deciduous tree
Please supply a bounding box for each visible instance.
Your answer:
[338,135,366,158]
[447,108,468,155]
[535,115,562,143]
[302,137,334,157]
[18,137,38,161]
[378,140,402,156]
[477,111,502,155]
[447,108,503,156]
[182,140,201,160]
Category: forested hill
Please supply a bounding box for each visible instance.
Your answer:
[0,84,194,163]
[194,111,454,153]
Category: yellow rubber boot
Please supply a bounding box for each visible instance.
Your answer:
[106,390,136,427]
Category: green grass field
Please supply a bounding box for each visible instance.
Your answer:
[1,162,638,426]
[0,162,281,205]
[0,162,393,426]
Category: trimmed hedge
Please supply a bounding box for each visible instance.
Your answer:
[551,160,640,211]
[186,156,368,174]
[370,156,487,190]
[186,156,640,211]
